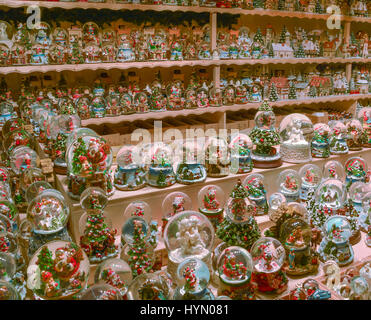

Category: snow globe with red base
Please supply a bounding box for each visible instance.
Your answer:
[79,187,118,264]
[198,185,225,229]
[217,246,256,300]
[250,237,288,294]
[173,257,215,300]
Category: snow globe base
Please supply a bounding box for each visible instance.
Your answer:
[205,164,229,178]
[217,279,256,300]
[280,144,312,164]
[173,287,215,300]
[251,152,282,169]
[147,166,176,188]
[252,270,288,294]
[311,141,330,158]
[54,159,67,175]
[318,239,354,267]
[114,166,146,191]
[230,155,253,174]
[176,163,207,185]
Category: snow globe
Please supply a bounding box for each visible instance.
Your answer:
[277,169,301,203]
[175,139,206,185]
[94,258,132,299]
[25,181,53,203]
[79,187,118,264]
[249,100,281,168]
[222,82,236,106]
[344,157,367,189]
[243,174,268,216]
[345,119,366,151]
[318,216,354,266]
[0,252,16,282]
[311,123,331,158]
[196,83,210,108]
[166,81,185,111]
[161,192,192,235]
[66,134,114,200]
[10,146,39,177]
[329,121,349,155]
[204,136,230,178]
[217,246,256,300]
[229,133,253,174]
[0,280,19,300]
[116,32,135,62]
[250,237,288,294]
[144,142,176,188]
[76,95,91,120]
[123,201,152,225]
[313,179,345,216]
[3,129,35,155]
[279,217,319,276]
[89,95,107,118]
[360,192,371,232]
[0,102,17,128]
[79,284,122,300]
[198,185,225,229]
[26,241,89,300]
[357,107,371,147]
[268,193,286,216]
[216,179,260,250]
[279,114,313,163]
[349,182,368,214]
[114,145,146,191]
[105,93,121,116]
[127,271,172,300]
[173,258,214,300]
[164,210,214,280]
[298,164,322,201]
[323,160,345,181]
[20,167,46,195]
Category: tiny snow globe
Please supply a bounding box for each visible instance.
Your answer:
[250,237,288,294]
[358,107,371,147]
[173,258,214,300]
[349,182,368,214]
[10,146,39,177]
[229,133,253,174]
[329,121,349,155]
[0,102,17,128]
[161,192,192,235]
[318,216,354,266]
[204,136,230,178]
[279,114,313,163]
[175,139,206,185]
[217,246,256,300]
[79,187,118,263]
[344,157,367,189]
[164,211,214,280]
[277,169,301,203]
[144,142,176,188]
[249,100,281,168]
[346,119,367,151]
[127,271,171,300]
[243,173,268,215]
[79,284,122,300]
[25,189,71,257]
[279,217,319,276]
[26,241,89,300]
[311,123,331,158]
[268,193,286,216]
[114,145,146,191]
[198,185,225,228]
[323,160,345,181]
[66,134,114,200]
[298,164,322,201]
[0,280,19,300]
[216,180,260,250]
[94,258,132,299]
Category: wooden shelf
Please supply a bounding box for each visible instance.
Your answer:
[2,1,371,24]
[1,58,370,75]
[81,93,371,126]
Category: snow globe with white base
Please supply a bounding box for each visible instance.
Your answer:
[298,164,322,201]
[329,121,349,155]
[277,169,301,203]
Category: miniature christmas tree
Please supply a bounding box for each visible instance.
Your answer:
[269,83,279,102]
[71,137,88,175]
[216,180,261,250]
[127,220,153,278]
[268,42,274,58]
[295,43,306,58]
[315,0,323,13]
[37,246,54,272]
[294,0,302,11]
[253,0,265,8]
[53,133,68,160]
[278,0,285,10]
[279,26,288,44]
[288,81,297,99]
[101,268,127,295]
[183,267,197,291]
[309,85,317,98]
[253,28,264,45]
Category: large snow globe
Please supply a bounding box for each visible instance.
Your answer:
[144,142,176,188]
[229,133,253,174]
[298,164,322,201]
[311,123,331,158]
[243,173,268,216]
[217,246,256,300]
[204,136,230,178]
[344,156,367,189]
[315,179,345,214]
[250,237,288,294]
[114,144,146,191]
[323,160,345,181]
[277,169,301,203]
[198,185,225,229]
[318,216,354,266]
[164,211,214,280]
[175,139,206,185]
[173,258,214,300]
[279,114,313,163]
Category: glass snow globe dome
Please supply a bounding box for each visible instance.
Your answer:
[3,129,35,155]
[176,257,210,294]
[229,133,253,174]
[0,252,16,281]
[65,127,98,154]
[279,113,313,163]
[277,169,301,202]
[127,271,172,300]
[26,189,70,235]
[217,246,253,286]
[2,118,26,139]
[344,156,368,185]
[0,166,10,184]
[94,258,133,298]
[323,215,352,245]
[0,280,19,300]
[121,216,150,245]
[164,211,214,264]
[80,187,108,214]
[279,218,312,250]
[49,114,81,141]
[0,101,16,126]
[315,179,346,211]
[124,200,152,224]
[198,185,225,217]
[299,164,322,189]
[0,199,18,223]
[162,192,192,231]
[204,136,230,177]
[20,167,46,192]
[66,134,113,177]
[25,181,53,203]
[250,237,286,274]
[268,192,286,215]
[79,284,122,300]
[349,182,369,212]
[323,160,345,181]
[10,146,39,176]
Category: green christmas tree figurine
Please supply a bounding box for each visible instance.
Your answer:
[253,28,264,45]
[295,43,306,58]
[288,81,297,99]
[278,0,285,10]
[269,83,279,102]
[268,42,274,58]
[315,0,323,14]
[37,246,54,272]
[279,26,288,44]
